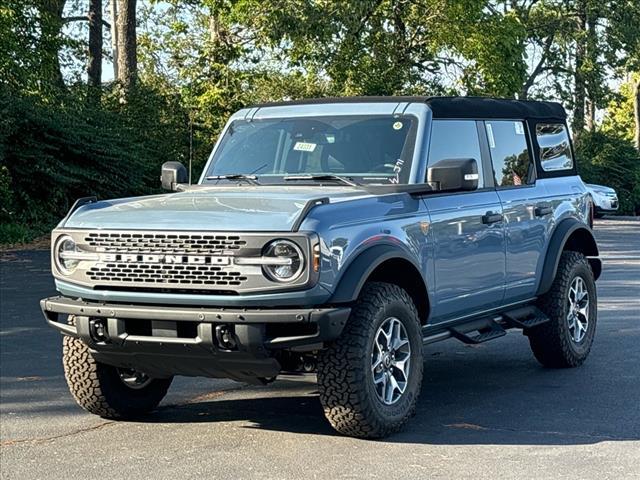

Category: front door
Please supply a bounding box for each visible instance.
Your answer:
[423,120,506,322]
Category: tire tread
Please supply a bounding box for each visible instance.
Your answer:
[529,251,596,368]
[62,317,172,419]
[317,282,423,438]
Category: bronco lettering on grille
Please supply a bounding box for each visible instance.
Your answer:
[98,253,231,265]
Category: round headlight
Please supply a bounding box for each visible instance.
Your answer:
[262,239,304,282]
[55,235,79,275]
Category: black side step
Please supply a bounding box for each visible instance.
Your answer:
[501,306,550,330]
[449,318,506,345]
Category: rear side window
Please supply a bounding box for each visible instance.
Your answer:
[486,120,533,187]
[536,123,573,171]
[428,120,484,186]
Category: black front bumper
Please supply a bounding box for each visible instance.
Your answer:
[41,296,350,382]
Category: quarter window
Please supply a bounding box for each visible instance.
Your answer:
[428,120,484,187]
[486,120,533,187]
[536,123,574,171]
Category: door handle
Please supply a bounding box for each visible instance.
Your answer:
[482,212,503,224]
[535,204,553,217]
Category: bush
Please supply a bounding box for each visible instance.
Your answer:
[575,131,640,216]
[0,85,189,243]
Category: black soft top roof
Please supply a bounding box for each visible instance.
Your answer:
[252,96,567,120]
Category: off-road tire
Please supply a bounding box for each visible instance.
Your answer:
[317,282,423,438]
[62,317,173,418]
[528,251,597,368]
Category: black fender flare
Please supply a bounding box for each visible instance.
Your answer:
[536,218,601,296]
[329,244,426,304]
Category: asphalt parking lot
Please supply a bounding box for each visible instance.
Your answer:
[1,219,639,480]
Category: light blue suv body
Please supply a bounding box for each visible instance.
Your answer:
[41,97,602,438]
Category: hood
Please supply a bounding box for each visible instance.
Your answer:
[64,186,372,231]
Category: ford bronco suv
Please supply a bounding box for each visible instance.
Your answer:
[41,96,601,438]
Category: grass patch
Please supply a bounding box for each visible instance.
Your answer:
[0,221,53,247]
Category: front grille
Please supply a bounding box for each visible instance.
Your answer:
[54,229,314,294]
[87,262,248,287]
[84,232,246,253]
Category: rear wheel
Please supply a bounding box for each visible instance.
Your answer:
[317,282,423,438]
[528,251,597,368]
[63,317,172,418]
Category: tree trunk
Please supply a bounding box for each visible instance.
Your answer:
[520,44,549,101]
[37,0,67,91]
[110,0,119,80]
[585,98,595,132]
[87,0,103,104]
[584,3,599,132]
[209,11,220,44]
[572,1,587,138]
[634,77,640,151]
[115,0,137,95]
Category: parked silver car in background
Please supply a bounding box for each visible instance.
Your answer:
[585,183,619,217]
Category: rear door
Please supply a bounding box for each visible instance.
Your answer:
[484,120,551,303]
[423,120,506,322]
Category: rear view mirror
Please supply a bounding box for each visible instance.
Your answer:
[161,161,188,191]
[427,158,479,192]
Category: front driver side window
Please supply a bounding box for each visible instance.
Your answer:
[428,120,484,187]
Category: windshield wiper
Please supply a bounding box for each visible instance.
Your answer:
[283,174,360,187]
[205,174,261,185]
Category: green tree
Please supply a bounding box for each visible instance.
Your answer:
[575,131,640,215]
[602,75,638,145]
[606,1,640,149]
[234,0,486,96]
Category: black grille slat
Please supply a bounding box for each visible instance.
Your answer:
[87,262,247,286]
[84,232,246,253]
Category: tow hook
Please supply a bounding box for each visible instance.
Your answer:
[89,318,109,343]
[215,324,238,351]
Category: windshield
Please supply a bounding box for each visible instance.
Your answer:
[204,115,418,185]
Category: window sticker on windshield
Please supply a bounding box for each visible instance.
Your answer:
[393,121,403,130]
[293,141,317,152]
[515,122,525,135]
[389,158,405,184]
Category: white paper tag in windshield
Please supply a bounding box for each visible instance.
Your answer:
[293,142,317,152]
[515,122,525,135]
[486,123,496,148]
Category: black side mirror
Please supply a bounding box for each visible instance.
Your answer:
[161,161,188,191]
[427,158,479,192]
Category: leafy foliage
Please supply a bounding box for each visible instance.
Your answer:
[0,84,189,242]
[575,131,640,215]
[0,0,638,243]
[602,75,638,144]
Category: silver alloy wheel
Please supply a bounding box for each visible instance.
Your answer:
[371,317,411,405]
[117,368,152,390]
[567,276,590,343]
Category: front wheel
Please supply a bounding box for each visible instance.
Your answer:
[528,251,597,368]
[62,319,173,419]
[317,282,424,438]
